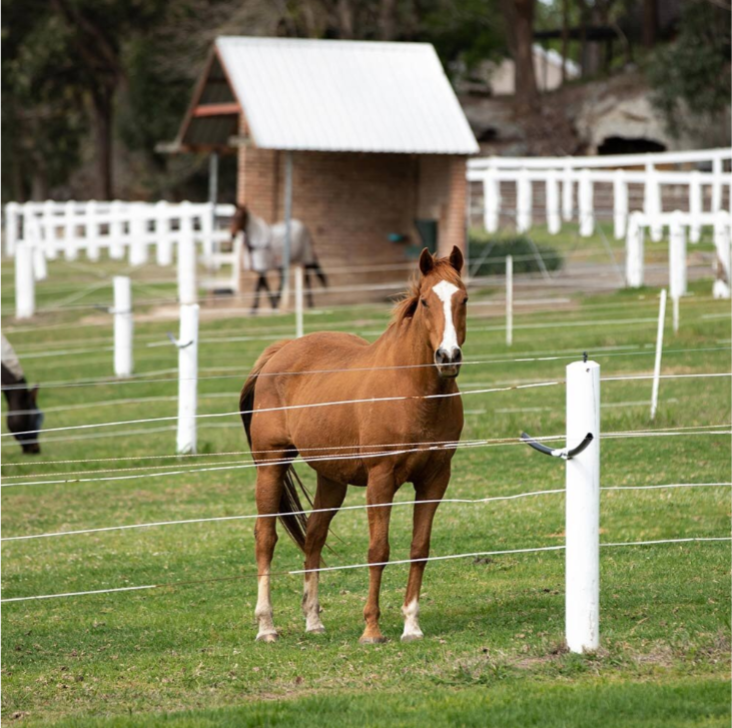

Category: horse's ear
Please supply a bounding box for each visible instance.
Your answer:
[419,248,435,276]
[449,246,464,274]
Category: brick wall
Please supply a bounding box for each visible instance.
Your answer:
[236,140,468,302]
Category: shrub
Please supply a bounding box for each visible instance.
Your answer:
[467,232,563,277]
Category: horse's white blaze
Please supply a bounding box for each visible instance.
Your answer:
[432,280,460,354]
[401,598,423,640]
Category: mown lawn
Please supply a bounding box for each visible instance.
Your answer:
[1,249,730,727]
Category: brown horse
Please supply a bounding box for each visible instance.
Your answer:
[240,247,466,643]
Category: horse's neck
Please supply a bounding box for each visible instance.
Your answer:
[375,316,447,394]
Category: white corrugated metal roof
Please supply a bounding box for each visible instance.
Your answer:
[214,37,478,155]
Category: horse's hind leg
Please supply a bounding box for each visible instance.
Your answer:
[302,475,347,634]
[253,459,289,642]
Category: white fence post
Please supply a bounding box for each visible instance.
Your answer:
[201,202,215,267]
[505,255,513,347]
[562,163,573,221]
[64,200,77,260]
[113,276,133,378]
[483,168,500,233]
[177,303,199,454]
[155,200,173,266]
[42,200,58,260]
[546,170,560,235]
[578,169,594,237]
[711,157,722,214]
[650,289,667,421]
[613,169,627,239]
[5,202,19,256]
[644,163,663,242]
[669,212,687,333]
[86,200,100,261]
[295,265,304,338]
[129,203,148,266]
[109,200,125,260]
[15,242,35,319]
[178,202,197,305]
[28,217,48,282]
[565,358,600,654]
[625,213,644,288]
[688,171,702,244]
[713,210,731,299]
[516,169,532,233]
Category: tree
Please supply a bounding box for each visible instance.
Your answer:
[500,0,539,111]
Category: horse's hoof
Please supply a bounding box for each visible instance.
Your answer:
[400,633,424,643]
[255,632,279,643]
[359,635,387,644]
[306,626,326,635]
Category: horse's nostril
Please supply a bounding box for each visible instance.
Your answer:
[453,349,462,363]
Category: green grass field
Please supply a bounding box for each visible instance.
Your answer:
[1,246,730,726]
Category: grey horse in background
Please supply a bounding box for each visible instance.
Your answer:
[230,204,328,313]
[2,336,43,454]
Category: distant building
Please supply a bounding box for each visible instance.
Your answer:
[487,45,580,96]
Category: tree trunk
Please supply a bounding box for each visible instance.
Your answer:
[337,0,354,39]
[642,0,657,48]
[91,88,114,200]
[502,0,539,112]
[379,0,397,41]
[561,0,569,84]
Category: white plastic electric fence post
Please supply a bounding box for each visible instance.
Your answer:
[506,255,513,347]
[86,200,100,261]
[578,169,594,237]
[688,171,701,244]
[546,170,560,235]
[562,163,573,221]
[64,200,77,261]
[516,169,531,233]
[155,201,172,266]
[295,265,304,339]
[669,212,686,333]
[625,212,644,288]
[5,202,18,256]
[177,304,199,455]
[650,289,667,421]
[109,200,125,260]
[15,242,35,319]
[113,276,133,378]
[483,167,500,233]
[613,169,627,239]
[129,203,148,266]
[177,204,197,305]
[565,359,600,654]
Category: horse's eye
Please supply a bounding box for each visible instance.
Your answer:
[421,298,428,307]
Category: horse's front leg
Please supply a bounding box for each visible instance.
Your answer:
[302,475,348,634]
[304,268,314,308]
[402,465,451,642]
[360,469,396,644]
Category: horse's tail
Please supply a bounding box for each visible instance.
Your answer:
[240,340,310,554]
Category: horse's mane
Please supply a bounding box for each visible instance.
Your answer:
[390,259,462,327]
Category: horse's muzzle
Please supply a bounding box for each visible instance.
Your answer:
[434,347,462,378]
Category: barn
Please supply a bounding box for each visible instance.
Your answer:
[175,37,478,301]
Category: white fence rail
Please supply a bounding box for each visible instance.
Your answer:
[468,147,732,240]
